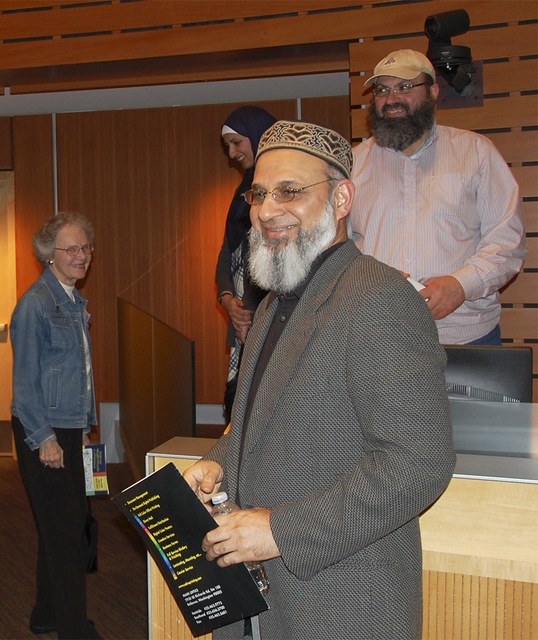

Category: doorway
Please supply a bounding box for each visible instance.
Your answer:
[0,171,15,454]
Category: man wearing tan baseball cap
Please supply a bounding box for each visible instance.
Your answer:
[350,48,526,347]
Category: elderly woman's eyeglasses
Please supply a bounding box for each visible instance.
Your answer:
[54,244,93,256]
[372,82,428,97]
[242,179,335,205]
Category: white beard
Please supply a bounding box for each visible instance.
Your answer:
[248,200,337,294]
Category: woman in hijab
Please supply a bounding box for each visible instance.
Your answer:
[216,106,277,423]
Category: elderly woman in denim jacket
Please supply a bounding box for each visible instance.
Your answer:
[10,213,101,640]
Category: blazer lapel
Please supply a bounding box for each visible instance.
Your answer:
[229,242,360,498]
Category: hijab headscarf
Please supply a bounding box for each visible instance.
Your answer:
[222,106,277,252]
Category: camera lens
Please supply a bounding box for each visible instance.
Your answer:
[424,10,470,42]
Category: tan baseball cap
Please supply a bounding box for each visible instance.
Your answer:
[364,49,436,87]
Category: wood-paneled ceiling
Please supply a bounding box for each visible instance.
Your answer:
[0,0,362,95]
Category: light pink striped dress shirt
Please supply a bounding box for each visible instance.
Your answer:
[350,123,526,344]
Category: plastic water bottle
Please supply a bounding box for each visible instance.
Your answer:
[211,492,269,596]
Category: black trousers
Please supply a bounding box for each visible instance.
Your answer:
[12,416,98,639]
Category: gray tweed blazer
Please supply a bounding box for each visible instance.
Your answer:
[208,240,456,640]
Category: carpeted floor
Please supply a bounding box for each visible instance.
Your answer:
[0,457,148,639]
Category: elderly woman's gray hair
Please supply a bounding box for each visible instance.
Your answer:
[33,212,94,266]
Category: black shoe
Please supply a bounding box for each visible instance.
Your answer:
[30,606,56,635]
[29,622,56,634]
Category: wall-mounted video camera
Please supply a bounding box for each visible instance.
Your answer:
[425,9,472,94]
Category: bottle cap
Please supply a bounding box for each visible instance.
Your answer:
[211,491,228,505]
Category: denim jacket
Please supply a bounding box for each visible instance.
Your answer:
[10,267,97,450]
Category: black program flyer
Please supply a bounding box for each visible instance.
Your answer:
[113,462,268,635]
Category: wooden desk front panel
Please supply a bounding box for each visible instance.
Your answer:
[146,445,214,640]
[420,476,537,639]
[423,571,536,640]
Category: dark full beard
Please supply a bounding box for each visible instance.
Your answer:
[368,95,436,151]
[248,200,337,294]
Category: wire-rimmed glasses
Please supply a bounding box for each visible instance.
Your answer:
[372,82,428,97]
[242,179,335,205]
[54,244,94,256]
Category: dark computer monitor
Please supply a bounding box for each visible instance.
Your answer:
[443,345,533,403]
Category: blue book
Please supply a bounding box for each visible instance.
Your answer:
[83,443,109,496]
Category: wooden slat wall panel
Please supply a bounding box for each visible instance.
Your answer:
[511,166,538,201]
[482,58,538,95]
[522,202,537,234]
[501,309,538,340]
[486,130,538,165]
[2,0,522,44]
[341,0,538,45]
[0,116,12,169]
[0,0,504,12]
[0,0,100,8]
[437,96,537,132]
[41,97,350,406]
[0,0,366,41]
[501,273,538,305]
[0,1,406,95]
[0,3,417,70]
[301,95,351,142]
[12,114,54,298]
[1,1,536,75]
[349,1,537,396]
[53,103,272,405]
[1,20,289,70]
[0,0,361,37]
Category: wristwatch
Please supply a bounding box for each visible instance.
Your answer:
[218,291,233,305]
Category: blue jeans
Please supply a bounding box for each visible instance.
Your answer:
[466,324,502,346]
